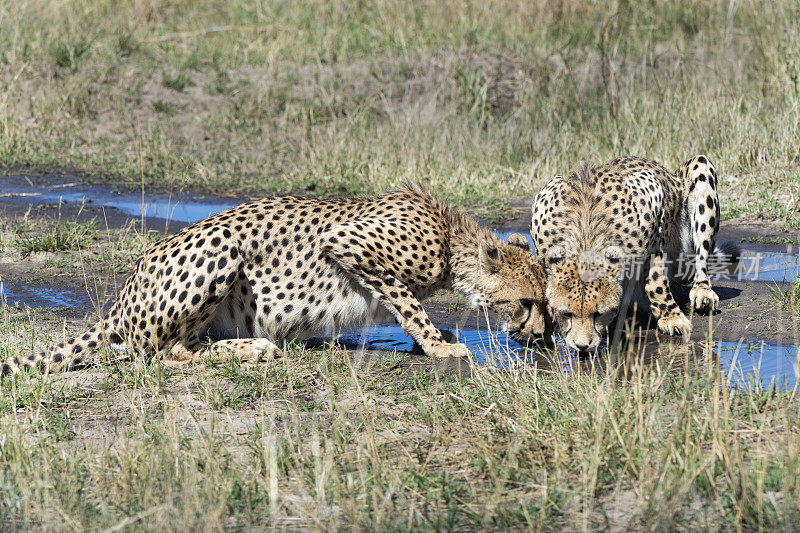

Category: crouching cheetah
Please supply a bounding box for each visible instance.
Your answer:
[530,155,739,352]
[2,187,547,375]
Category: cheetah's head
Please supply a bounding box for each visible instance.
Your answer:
[473,233,550,344]
[544,246,624,353]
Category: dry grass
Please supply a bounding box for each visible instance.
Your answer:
[1,308,799,530]
[0,1,799,223]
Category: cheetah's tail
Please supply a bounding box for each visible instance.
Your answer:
[709,241,742,276]
[670,241,741,285]
[1,319,123,376]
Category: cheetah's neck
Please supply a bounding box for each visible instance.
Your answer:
[444,211,503,304]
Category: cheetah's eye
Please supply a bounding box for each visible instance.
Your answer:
[560,311,573,320]
[520,298,534,310]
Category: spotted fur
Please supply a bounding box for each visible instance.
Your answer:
[531,155,739,351]
[2,187,547,375]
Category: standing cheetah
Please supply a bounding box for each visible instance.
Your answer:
[2,187,547,374]
[530,155,739,352]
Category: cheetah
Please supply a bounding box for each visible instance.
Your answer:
[530,155,739,352]
[2,187,547,375]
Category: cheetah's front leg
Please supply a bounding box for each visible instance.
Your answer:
[680,155,721,313]
[320,220,470,359]
[645,243,692,336]
[357,269,470,359]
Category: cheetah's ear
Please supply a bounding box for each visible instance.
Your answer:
[479,242,500,273]
[545,246,566,267]
[604,246,625,280]
[506,233,531,252]
[604,246,623,264]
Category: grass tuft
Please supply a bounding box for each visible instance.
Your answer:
[51,39,92,70]
[161,69,194,92]
[12,220,96,257]
[769,280,800,313]
[152,100,178,115]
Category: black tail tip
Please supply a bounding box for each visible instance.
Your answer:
[717,241,742,263]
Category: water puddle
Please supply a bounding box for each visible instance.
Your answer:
[85,195,237,224]
[744,251,800,282]
[0,175,238,224]
[0,282,92,308]
[332,323,539,367]
[716,340,799,390]
[1,176,798,282]
[332,323,799,389]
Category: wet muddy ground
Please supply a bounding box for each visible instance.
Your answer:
[1,171,798,387]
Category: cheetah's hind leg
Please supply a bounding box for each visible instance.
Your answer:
[165,338,282,368]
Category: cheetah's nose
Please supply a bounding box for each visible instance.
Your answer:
[574,342,591,352]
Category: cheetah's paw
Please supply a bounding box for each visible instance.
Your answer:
[428,342,472,359]
[657,313,692,336]
[161,358,192,369]
[690,285,718,314]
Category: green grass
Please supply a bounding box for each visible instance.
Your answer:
[770,280,800,313]
[0,0,798,223]
[741,235,800,245]
[0,307,799,530]
[161,69,194,92]
[0,215,161,292]
[11,220,96,257]
[151,100,180,115]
